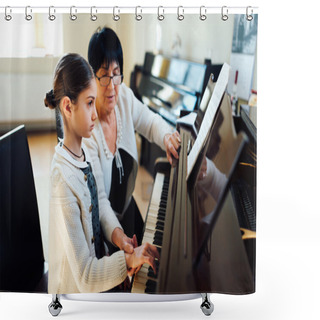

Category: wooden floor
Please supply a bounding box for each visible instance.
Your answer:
[27,131,154,262]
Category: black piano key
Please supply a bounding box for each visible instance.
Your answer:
[154,230,163,238]
[157,212,165,219]
[156,223,164,230]
[153,235,162,244]
[153,238,163,246]
[147,259,160,278]
[147,269,157,279]
[147,262,160,279]
[159,201,166,207]
[148,260,159,276]
[153,233,163,244]
[155,226,164,232]
[159,202,166,207]
[153,237,162,246]
[145,279,157,293]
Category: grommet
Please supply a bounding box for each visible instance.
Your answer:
[70,6,77,21]
[113,6,120,21]
[5,6,12,21]
[200,6,207,21]
[246,6,254,21]
[221,6,228,21]
[135,6,142,21]
[25,6,32,21]
[177,6,184,21]
[49,6,56,21]
[158,6,165,21]
[90,6,98,21]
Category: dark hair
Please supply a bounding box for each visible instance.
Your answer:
[44,53,94,110]
[88,27,123,75]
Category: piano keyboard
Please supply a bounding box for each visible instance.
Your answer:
[231,179,256,232]
[131,172,169,293]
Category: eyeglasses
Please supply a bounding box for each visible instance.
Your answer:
[95,74,123,87]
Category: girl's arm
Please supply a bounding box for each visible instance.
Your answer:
[50,167,127,293]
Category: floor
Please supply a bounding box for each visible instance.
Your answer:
[27,131,154,262]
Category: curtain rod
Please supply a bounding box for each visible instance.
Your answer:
[0,6,258,22]
[0,6,258,15]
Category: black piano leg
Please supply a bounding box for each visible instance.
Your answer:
[200,293,214,316]
[48,294,63,317]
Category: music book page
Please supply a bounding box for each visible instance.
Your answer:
[186,63,230,180]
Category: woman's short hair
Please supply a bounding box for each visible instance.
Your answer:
[88,27,123,75]
[44,53,94,110]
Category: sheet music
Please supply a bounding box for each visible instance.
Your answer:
[187,63,230,180]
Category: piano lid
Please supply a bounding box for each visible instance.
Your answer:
[190,93,249,267]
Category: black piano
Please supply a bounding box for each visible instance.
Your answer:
[131,73,256,294]
[130,52,223,174]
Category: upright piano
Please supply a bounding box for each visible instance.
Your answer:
[131,73,256,294]
[130,52,223,174]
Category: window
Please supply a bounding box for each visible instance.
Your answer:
[0,14,63,58]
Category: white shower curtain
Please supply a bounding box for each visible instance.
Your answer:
[0,6,257,297]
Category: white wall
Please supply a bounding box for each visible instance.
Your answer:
[0,73,54,123]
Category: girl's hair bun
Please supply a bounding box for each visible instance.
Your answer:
[44,89,56,109]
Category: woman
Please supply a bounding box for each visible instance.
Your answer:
[45,53,159,294]
[85,27,181,245]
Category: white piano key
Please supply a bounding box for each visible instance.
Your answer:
[132,172,167,293]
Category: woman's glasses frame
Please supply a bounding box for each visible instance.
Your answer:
[95,74,123,87]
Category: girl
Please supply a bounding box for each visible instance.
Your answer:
[45,53,159,294]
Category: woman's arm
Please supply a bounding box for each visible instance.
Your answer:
[122,84,173,149]
[122,84,181,164]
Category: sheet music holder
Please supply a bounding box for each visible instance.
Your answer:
[175,74,216,138]
[187,63,230,180]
